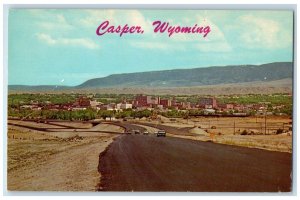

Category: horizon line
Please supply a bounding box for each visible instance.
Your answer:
[8,61,293,87]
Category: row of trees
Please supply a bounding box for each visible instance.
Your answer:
[8,108,154,121]
[8,104,293,121]
[217,94,292,105]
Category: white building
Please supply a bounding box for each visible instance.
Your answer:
[203,109,216,115]
[90,100,102,109]
[72,107,87,111]
[116,103,132,110]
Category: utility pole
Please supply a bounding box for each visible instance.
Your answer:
[233,120,235,135]
[264,111,267,135]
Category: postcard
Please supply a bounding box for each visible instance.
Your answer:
[6,8,294,192]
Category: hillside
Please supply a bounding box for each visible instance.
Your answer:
[8,62,293,94]
[77,62,292,88]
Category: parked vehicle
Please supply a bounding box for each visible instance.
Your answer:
[134,130,140,134]
[156,130,166,137]
[143,131,149,135]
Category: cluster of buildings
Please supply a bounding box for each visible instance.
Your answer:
[17,94,287,116]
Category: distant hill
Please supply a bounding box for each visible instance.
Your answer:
[77,62,292,88]
[8,62,293,94]
[8,85,72,92]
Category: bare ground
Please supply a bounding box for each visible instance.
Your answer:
[7,122,120,191]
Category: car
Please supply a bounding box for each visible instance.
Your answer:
[156,130,166,137]
[125,130,132,134]
[143,131,149,135]
[134,130,140,134]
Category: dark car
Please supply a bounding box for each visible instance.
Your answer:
[134,130,141,134]
[156,130,166,137]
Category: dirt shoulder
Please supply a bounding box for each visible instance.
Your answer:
[7,125,118,191]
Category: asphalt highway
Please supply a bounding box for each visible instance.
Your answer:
[98,134,292,192]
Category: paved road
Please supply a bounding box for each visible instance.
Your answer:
[109,121,146,132]
[98,135,292,192]
[133,121,197,136]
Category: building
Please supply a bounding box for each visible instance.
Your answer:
[134,95,148,107]
[20,105,41,110]
[90,100,102,109]
[218,103,234,110]
[147,96,160,105]
[199,97,217,108]
[159,99,171,108]
[73,97,90,107]
[134,95,160,107]
[233,104,245,112]
[171,97,178,107]
[203,109,216,115]
[72,107,87,111]
[116,103,133,110]
[107,103,116,111]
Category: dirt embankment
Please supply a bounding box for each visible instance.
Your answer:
[7,121,120,191]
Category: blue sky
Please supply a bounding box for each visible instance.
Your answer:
[8,9,293,86]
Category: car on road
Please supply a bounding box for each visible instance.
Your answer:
[125,131,132,134]
[156,130,166,137]
[133,130,141,134]
[143,131,149,135]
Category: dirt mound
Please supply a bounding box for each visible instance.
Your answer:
[189,127,208,135]
[281,131,292,136]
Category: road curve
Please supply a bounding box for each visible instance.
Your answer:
[98,135,292,192]
[132,121,197,136]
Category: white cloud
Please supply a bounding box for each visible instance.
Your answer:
[37,14,73,31]
[128,14,232,53]
[165,15,232,52]
[79,10,116,27]
[129,41,186,51]
[166,16,221,42]
[80,9,152,33]
[236,15,292,49]
[195,42,232,52]
[36,33,99,49]
[130,41,169,50]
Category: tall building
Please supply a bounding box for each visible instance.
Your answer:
[135,95,148,107]
[160,99,171,108]
[147,96,160,105]
[199,97,217,108]
[134,95,160,107]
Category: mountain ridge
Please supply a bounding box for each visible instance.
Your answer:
[8,62,293,93]
[76,62,292,88]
